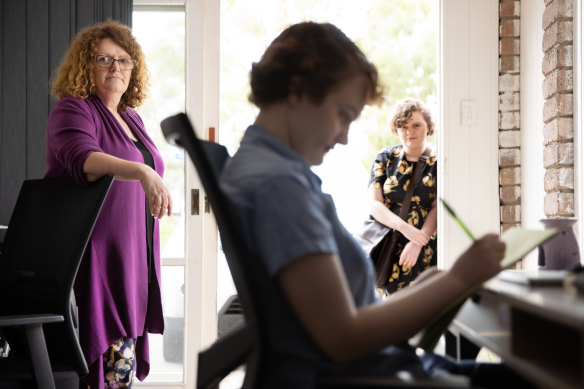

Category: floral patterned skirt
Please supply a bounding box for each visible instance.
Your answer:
[377,237,437,298]
[103,337,137,388]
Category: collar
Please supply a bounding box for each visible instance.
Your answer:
[242,124,323,187]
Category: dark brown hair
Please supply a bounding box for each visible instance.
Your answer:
[51,20,149,111]
[389,98,435,136]
[249,22,383,108]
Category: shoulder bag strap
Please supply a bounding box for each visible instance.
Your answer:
[398,146,431,220]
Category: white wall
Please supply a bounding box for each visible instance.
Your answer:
[439,0,500,267]
[520,0,546,269]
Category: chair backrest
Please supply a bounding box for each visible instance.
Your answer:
[161,114,476,389]
[161,113,266,389]
[0,175,113,376]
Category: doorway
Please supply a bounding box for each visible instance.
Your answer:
[217,0,439,314]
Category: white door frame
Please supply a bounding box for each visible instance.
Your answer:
[184,0,220,386]
[439,0,500,267]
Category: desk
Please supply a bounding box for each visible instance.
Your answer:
[449,276,584,389]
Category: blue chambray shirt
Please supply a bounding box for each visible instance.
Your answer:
[220,125,424,389]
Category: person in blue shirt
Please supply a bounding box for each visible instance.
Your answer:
[221,21,533,389]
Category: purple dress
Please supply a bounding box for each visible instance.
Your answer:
[44,96,164,387]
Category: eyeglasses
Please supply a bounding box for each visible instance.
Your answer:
[94,55,136,70]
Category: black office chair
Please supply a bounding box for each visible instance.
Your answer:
[0,175,114,389]
[161,113,470,389]
[162,114,264,389]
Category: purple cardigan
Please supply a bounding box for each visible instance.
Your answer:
[44,96,165,386]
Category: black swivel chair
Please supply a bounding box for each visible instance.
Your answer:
[0,175,114,389]
[161,113,470,389]
[162,114,264,389]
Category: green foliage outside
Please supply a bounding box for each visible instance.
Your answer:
[358,0,438,167]
[220,0,437,170]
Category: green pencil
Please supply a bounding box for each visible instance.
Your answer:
[440,198,476,241]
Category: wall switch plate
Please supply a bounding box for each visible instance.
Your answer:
[461,100,478,126]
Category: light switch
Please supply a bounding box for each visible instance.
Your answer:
[461,100,478,126]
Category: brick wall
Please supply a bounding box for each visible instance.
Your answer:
[499,0,522,232]
[499,0,574,229]
[542,0,574,217]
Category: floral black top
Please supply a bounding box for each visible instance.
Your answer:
[369,144,437,296]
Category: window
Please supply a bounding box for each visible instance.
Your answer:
[133,5,186,384]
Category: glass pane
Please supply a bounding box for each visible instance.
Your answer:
[133,8,186,259]
[133,7,186,384]
[146,266,185,382]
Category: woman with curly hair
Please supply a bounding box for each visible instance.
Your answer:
[44,20,172,388]
[368,99,438,297]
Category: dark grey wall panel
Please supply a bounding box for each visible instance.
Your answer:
[1,0,27,225]
[0,0,132,227]
[49,0,74,113]
[76,0,94,31]
[76,0,132,33]
[27,0,50,179]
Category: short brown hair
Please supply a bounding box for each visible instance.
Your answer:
[249,22,383,108]
[51,20,149,111]
[389,99,435,136]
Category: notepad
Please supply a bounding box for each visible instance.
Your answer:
[499,227,560,269]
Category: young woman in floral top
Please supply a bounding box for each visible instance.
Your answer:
[369,99,437,297]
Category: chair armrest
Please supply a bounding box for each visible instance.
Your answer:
[0,314,64,327]
[197,323,255,388]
